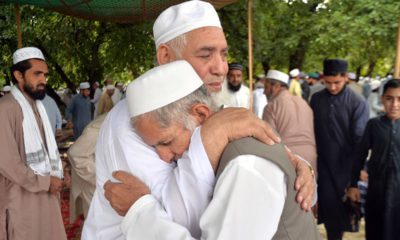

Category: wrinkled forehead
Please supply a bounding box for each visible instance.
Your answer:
[133,114,176,144]
[184,27,227,51]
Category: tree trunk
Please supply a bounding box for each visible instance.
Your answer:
[356,66,362,81]
[289,38,308,71]
[36,42,77,93]
[261,59,270,75]
[366,60,376,77]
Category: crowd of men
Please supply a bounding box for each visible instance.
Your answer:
[1,1,399,240]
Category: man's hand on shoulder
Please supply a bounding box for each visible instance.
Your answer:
[104,171,150,216]
[286,148,315,211]
[201,107,281,171]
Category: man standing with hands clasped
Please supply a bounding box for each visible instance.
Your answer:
[0,47,66,240]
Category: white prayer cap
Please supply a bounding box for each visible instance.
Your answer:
[348,72,356,80]
[2,85,11,92]
[127,60,203,118]
[79,82,90,89]
[106,85,115,90]
[289,68,300,78]
[370,80,381,91]
[116,82,124,87]
[267,70,289,85]
[153,0,222,49]
[13,47,45,65]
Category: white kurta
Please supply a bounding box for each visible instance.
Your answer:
[91,88,102,118]
[253,88,268,119]
[82,100,215,240]
[225,83,251,109]
[121,155,287,240]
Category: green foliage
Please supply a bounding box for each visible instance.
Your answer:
[0,4,156,90]
[1,0,400,90]
[221,0,400,77]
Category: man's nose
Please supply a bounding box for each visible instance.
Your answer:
[210,56,227,76]
[156,148,174,163]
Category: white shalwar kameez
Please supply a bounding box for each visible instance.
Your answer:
[121,155,287,240]
[82,100,215,240]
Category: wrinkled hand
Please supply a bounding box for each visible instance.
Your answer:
[201,107,281,171]
[286,148,315,211]
[104,171,150,216]
[347,187,361,203]
[49,176,63,194]
[65,121,73,129]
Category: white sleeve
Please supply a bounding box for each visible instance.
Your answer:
[122,195,196,240]
[122,155,286,240]
[161,127,215,237]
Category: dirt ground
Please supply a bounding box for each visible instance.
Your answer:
[318,220,365,240]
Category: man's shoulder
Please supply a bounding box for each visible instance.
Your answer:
[0,94,19,110]
[0,95,22,122]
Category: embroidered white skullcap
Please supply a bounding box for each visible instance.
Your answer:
[267,70,289,85]
[153,0,222,49]
[289,68,300,78]
[79,82,90,89]
[13,47,45,65]
[106,85,115,90]
[127,60,203,118]
[2,85,11,92]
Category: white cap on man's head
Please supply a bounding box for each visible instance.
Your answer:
[2,85,11,92]
[153,0,222,48]
[127,60,203,118]
[79,82,90,89]
[13,47,45,65]
[289,68,300,78]
[106,85,115,90]
[267,70,289,85]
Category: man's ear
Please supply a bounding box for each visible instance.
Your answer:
[13,70,24,84]
[156,44,177,65]
[190,103,211,125]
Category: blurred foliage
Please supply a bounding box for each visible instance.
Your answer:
[1,0,400,89]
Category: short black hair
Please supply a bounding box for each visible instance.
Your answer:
[383,79,400,95]
[10,59,33,84]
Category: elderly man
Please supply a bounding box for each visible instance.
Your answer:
[68,114,107,223]
[0,47,66,239]
[66,82,92,139]
[91,81,102,118]
[111,60,321,239]
[311,59,369,240]
[263,70,317,171]
[223,63,250,108]
[97,85,115,115]
[289,68,302,97]
[82,1,315,239]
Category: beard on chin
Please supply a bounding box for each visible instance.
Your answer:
[24,83,46,100]
[228,81,241,92]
